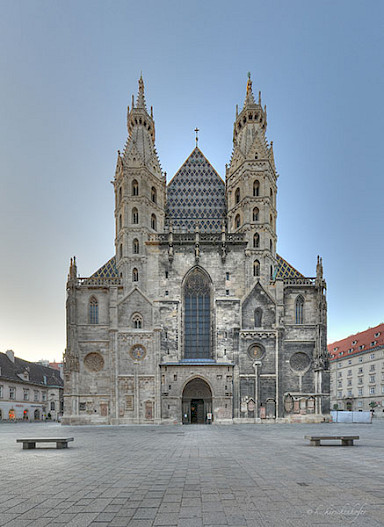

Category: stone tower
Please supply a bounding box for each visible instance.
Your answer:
[226,74,277,288]
[114,75,166,291]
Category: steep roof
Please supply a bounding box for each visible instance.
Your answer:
[90,256,118,279]
[167,147,226,233]
[275,254,304,279]
[0,352,63,387]
[328,323,384,361]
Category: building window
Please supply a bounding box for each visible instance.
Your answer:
[50,401,55,411]
[337,391,342,398]
[132,179,139,196]
[371,341,377,347]
[358,367,363,374]
[132,208,139,224]
[235,214,241,229]
[270,239,273,252]
[370,365,375,371]
[359,345,365,350]
[338,372,342,378]
[132,268,139,282]
[151,186,157,203]
[370,375,376,383]
[226,272,230,280]
[253,180,259,197]
[358,389,363,396]
[253,260,260,277]
[357,400,363,406]
[358,378,363,384]
[119,186,122,203]
[370,387,376,395]
[151,214,157,230]
[165,271,169,279]
[226,289,229,296]
[0,385,2,398]
[382,386,384,394]
[89,296,99,324]
[338,363,342,368]
[253,233,259,248]
[34,390,39,402]
[295,295,304,324]
[347,390,353,397]
[254,308,262,327]
[347,379,352,386]
[348,369,352,376]
[119,214,122,230]
[133,239,139,254]
[23,389,29,401]
[253,207,259,221]
[235,187,240,204]
[9,387,15,400]
[132,314,143,329]
[359,357,363,363]
[42,392,46,402]
[348,359,352,365]
[184,268,211,360]
[370,353,375,359]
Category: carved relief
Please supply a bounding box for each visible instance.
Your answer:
[289,352,311,372]
[84,352,104,372]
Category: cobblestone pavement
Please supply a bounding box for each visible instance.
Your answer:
[0,421,384,527]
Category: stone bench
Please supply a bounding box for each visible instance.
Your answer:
[305,435,359,446]
[17,438,74,449]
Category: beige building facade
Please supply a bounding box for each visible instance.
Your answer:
[63,75,330,425]
[0,350,63,421]
[329,323,384,417]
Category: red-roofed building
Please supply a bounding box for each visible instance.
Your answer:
[328,323,384,415]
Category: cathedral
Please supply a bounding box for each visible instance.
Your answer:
[63,75,330,425]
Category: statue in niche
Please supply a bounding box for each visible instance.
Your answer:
[254,308,262,328]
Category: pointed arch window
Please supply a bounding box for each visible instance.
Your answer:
[254,308,262,327]
[132,313,143,329]
[270,239,273,251]
[132,268,139,282]
[89,297,99,325]
[119,214,122,230]
[151,186,157,203]
[235,187,240,204]
[295,295,304,324]
[119,186,122,204]
[253,233,259,248]
[132,208,139,224]
[253,180,260,197]
[133,238,139,254]
[234,214,241,229]
[253,207,259,222]
[119,243,123,259]
[184,269,211,359]
[132,180,139,196]
[253,260,260,277]
[151,214,157,230]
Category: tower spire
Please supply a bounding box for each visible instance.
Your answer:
[136,74,147,110]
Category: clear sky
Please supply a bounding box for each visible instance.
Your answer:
[0,0,383,362]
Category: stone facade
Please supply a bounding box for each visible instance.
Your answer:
[63,75,330,425]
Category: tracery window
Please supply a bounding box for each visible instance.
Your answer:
[132,208,139,224]
[253,233,259,248]
[184,269,211,359]
[133,238,139,254]
[235,187,240,204]
[253,207,259,222]
[151,214,157,230]
[253,180,260,197]
[132,268,139,282]
[132,180,139,196]
[132,313,143,329]
[295,295,304,324]
[89,296,99,324]
[151,186,157,203]
[235,214,241,229]
[253,260,260,277]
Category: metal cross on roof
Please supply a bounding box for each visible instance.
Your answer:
[194,127,199,147]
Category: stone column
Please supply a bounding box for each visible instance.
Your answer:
[253,361,261,417]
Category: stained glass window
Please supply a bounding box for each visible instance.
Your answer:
[89,296,99,324]
[295,295,304,324]
[184,269,211,359]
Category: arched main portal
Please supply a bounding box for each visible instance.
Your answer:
[182,378,212,424]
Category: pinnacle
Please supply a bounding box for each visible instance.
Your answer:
[136,74,147,110]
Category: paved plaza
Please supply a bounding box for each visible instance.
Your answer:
[0,421,384,527]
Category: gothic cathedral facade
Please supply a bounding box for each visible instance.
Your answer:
[63,75,330,425]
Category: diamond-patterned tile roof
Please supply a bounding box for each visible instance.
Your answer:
[167,147,226,232]
[90,257,118,278]
[275,254,304,279]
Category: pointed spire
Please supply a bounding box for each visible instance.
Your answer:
[136,74,147,110]
[243,72,256,108]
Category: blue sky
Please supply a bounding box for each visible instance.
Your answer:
[0,0,383,361]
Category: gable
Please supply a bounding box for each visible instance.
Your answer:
[117,288,152,328]
[241,282,275,329]
[167,147,226,233]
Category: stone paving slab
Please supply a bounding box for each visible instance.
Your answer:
[1,421,384,526]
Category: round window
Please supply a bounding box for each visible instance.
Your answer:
[84,352,104,372]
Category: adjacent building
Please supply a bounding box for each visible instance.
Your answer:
[0,350,64,421]
[63,75,329,425]
[328,323,384,416]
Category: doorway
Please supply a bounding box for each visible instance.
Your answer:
[182,378,212,424]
